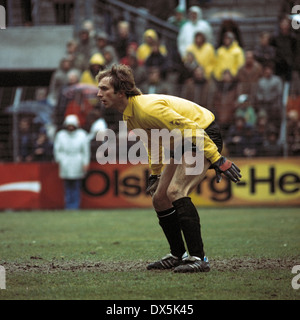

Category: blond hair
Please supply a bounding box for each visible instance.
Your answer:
[96,64,142,97]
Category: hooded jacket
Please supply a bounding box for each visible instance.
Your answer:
[80,53,105,87]
[213,40,245,81]
[54,115,90,179]
[177,6,214,57]
[136,29,167,63]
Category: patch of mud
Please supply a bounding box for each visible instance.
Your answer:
[1,258,298,274]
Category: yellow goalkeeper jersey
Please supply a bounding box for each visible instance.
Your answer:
[123,94,221,175]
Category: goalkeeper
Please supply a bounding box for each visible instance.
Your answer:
[96,64,241,273]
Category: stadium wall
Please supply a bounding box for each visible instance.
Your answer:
[0,158,299,210]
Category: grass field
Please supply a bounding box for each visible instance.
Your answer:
[0,207,299,302]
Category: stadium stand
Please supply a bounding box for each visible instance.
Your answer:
[1,0,300,164]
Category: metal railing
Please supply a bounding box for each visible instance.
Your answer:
[94,0,179,48]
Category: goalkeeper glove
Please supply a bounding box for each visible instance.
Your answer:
[146,175,161,195]
[212,156,241,183]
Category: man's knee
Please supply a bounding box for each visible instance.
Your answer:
[166,184,185,203]
[152,191,172,211]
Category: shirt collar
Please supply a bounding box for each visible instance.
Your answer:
[123,96,134,118]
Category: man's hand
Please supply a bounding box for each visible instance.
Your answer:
[212,156,241,183]
[146,175,160,196]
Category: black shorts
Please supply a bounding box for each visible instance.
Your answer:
[205,121,223,153]
[169,121,223,162]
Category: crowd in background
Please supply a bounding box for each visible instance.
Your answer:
[11,2,300,164]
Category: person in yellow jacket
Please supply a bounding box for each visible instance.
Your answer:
[213,31,245,81]
[80,53,105,87]
[136,29,167,64]
[96,64,241,273]
[185,31,216,79]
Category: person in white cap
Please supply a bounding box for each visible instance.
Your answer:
[54,114,90,209]
[177,6,214,58]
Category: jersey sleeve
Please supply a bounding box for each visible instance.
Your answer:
[142,104,221,173]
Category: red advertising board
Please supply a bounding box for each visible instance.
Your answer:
[0,158,299,210]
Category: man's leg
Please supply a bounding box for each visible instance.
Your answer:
[167,156,211,271]
[147,160,187,269]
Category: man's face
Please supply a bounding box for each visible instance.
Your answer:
[97,77,121,109]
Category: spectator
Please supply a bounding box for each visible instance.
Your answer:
[144,42,169,79]
[167,6,187,29]
[48,56,73,106]
[213,69,239,135]
[164,42,191,87]
[93,31,118,64]
[66,69,81,86]
[253,31,276,67]
[242,124,264,158]
[237,50,263,102]
[255,110,281,155]
[180,65,210,107]
[55,68,81,129]
[31,128,53,162]
[225,116,248,157]
[82,19,96,39]
[77,27,97,71]
[177,6,214,57]
[120,42,139,66]
[235,94,257,127]
[66,39,86,72]
[114,21,136,60]
[140,67,172,94]
[137,29,168,65]
[121,51,147,88]
[213,31,245,81]
[103,47,119,69]
[54,115,90,210]
[15,117,35,162]
[184,31,216,79]
[261,128,283,157]
[80,53,105,87]
[225,116,262,157]
[182,51,199,77]
[216,19,244,49]
[270,16,297,81]
[255,62,283,128]
[256,110,271,142]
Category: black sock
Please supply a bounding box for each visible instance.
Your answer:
[156,207,186,258]
[172,197,205,260]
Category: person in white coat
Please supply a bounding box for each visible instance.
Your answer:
[177,6,214,58]
[54,114,90,209]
